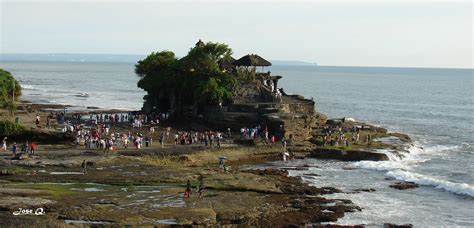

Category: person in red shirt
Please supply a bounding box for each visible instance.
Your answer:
[30,142,37,155]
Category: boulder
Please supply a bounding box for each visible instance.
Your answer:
[383,223,413,228]
[352,188,376,192]
[14,153,30,160]
[389,182,419,190]
[310,148,390,161]
[178,155,191,162]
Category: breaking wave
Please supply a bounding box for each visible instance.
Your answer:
[20,84,35,90]
[386,170,474,197]
[351,143,472,197]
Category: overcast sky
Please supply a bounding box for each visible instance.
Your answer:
[0,0,472,68]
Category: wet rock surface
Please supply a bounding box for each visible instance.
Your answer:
[350,188,377,193]
[389,182,419,190]
[0,147,356,227]
[310,148,390,161]
[383,223,414,228]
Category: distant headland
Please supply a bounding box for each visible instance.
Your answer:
[0,53,317,66]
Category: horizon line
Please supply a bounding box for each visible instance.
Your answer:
[0,53,472,70]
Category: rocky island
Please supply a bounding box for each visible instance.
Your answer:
[0,40,413,227]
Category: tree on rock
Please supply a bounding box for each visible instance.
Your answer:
[0,69,21,115]
[135,41,235,119]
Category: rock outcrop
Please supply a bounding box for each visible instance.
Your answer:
[389,182,419,190]
[310,148,390,161]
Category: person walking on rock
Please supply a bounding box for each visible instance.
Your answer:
[216,133,221,149]
[1,137,7,151]
[82,160,87,175]
[198,178,205,199]
[184,180,192,198]
[12,142,17,157]
[160,132,165,148]
[30,142,37,155]
[35,115,41,128]
[21,141,29,153]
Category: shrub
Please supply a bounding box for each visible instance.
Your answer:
[0,120,27,136]
[310,137,324,146]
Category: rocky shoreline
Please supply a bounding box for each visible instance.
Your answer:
[0,146,359,227]
[0,101,415,227]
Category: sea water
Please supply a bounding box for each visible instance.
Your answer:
[0,61,146,110]
[273,65,473,227]
[1,61,473,226]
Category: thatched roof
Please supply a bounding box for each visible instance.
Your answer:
[195,39,205,47]
[234,54,272,67]
[218,56,236,69]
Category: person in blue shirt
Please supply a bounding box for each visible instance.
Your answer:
[12,142,17,156]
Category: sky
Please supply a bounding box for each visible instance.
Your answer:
[0,0,472,68]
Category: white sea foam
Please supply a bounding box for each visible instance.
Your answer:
[421,144,460,155]
[461,142,472,148]
[20,84,35,90]
[350,145,424,172]
[351,160,408,172]
[386,170,474,197]
[351,142,473,197]
[399,142,460,162]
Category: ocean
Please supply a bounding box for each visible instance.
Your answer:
[0,61,146,110]
[1,61,473,227]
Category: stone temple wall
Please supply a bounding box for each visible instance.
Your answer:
[198,76,319,142]
[232,82,263,103]
[278,102,315,115]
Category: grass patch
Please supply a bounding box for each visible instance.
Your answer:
[141,155,183,167]
[320,145,353,151]
[186,146,278,166]
[0,166,30,174]
[19,183,77,197]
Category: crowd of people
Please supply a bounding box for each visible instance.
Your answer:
[2,110,287,169]
[321,125,371,148]
[173,131,223,148]
[49,111,171,152]
[73,123,156,151]
[85,112,170,126]
[33,109,172,131]
[1,137,37,157]
[239,125,284,145]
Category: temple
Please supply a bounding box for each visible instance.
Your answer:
[192,40,321,142]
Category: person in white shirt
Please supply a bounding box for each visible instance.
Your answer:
[1,137,7,151]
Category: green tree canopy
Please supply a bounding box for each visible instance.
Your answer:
[136,51,178,94]
[135,41,236,117]
[135,51,176,77]
[0,69,21,114]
